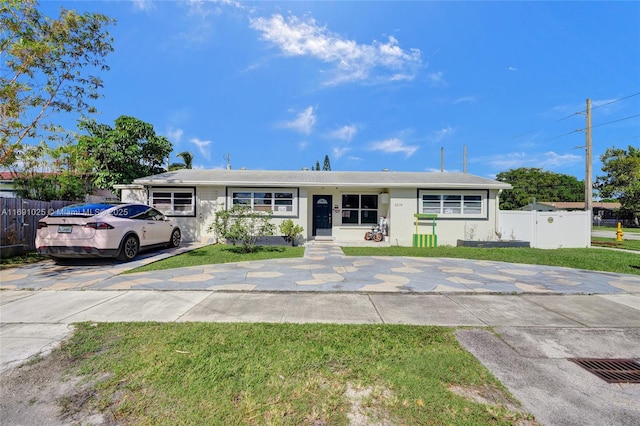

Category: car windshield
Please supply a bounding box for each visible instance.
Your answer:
[49,203,119,218]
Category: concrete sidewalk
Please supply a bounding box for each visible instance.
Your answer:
[1,241,640,425]
[2,290,640,425]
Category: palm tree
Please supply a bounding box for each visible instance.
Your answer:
[177,151,193,169]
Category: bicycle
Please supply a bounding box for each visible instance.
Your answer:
[364,225,384,242]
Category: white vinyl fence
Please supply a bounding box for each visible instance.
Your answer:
[499,210,590,249]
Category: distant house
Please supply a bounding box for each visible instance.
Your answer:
[519,202,558,212]
[117,169,512,246]
[536,201,621,212]
[0,171,117,201]
[522,201,624,225]
[0,172,19,198]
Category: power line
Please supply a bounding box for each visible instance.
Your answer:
[543,113,640,142]
[555,92,640,122]
[583,114,640,131]
[507,92,640,140]
[592,92,640,111]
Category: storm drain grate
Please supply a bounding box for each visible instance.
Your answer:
[569,358,640,384]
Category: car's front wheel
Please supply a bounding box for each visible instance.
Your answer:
[168,228,181,248]
[118,234,139,262]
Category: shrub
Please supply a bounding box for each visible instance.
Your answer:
[207,205,275,253]
[279,219,304,246]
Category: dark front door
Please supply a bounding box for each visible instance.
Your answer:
[313,195,332,237]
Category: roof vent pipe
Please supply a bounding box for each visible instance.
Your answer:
[440,147,444,172]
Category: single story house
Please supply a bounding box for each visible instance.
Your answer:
[116,169,512,247]
[521,201,625,225]
[0,172,19,198]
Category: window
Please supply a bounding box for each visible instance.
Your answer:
[230,188,296,216]
[419,191,485,217]
[150,189,195,216]
[342,194,378,225]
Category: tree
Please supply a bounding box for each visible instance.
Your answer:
[207,205,275,253]
[169,151,193,170]
[315,160,321,171]
[12,140,91,201]
[78,116,172,191]
[595,145,640,224]
[323,154,331,171]
[1,0,114,169]
[496,168,584,210]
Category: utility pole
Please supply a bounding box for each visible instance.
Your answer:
[585,98,593,214]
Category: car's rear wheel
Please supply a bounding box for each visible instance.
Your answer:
[118,234,139,262]
[168,228,181,248]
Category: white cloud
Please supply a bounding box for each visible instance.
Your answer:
[250,14,422,85]
[452,96,476,104]
[186,0,217,18]
[175,0,246,46]
[332,146,351,159]
[166,127,184,143]
[370,138,418,158]
[190,137,212,161]
[426,71,446,87]
[132,0,155,12]
[508,66,518,71]
[283,106,317,135]
[329,124,358,142]
[430,125,455,143]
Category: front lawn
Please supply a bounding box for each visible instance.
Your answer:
[129,243,640,276]
[59,322,533,425]
[591,237,640,252]
[126,244,305,274]
[341,246,640,276]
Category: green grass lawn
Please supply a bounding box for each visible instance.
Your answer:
[126,244,305,274]
[591,237,640,251]
[341,246,640,275]
[128,242,640,276]
[60,322,533,425]
[592,225,639,233]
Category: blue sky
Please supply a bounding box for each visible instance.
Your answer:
[40,1,639,180]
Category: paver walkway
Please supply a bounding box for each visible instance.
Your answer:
[1,241,639,294]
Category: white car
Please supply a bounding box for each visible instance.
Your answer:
[36,202,181,261]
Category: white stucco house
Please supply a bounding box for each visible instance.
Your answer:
[116,169,512,247]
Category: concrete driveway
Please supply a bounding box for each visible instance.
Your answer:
[0,242,208,291]
[2,241,640,293]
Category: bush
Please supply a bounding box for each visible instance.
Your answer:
[279,219,304,246]
[207,205,275,253]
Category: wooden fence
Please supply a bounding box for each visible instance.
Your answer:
[1,198,75,251]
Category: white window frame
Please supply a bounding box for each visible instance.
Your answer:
[419,190,486,218]
[150,188,195,216]
[229,188,297,217]
[341,193,379,226]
